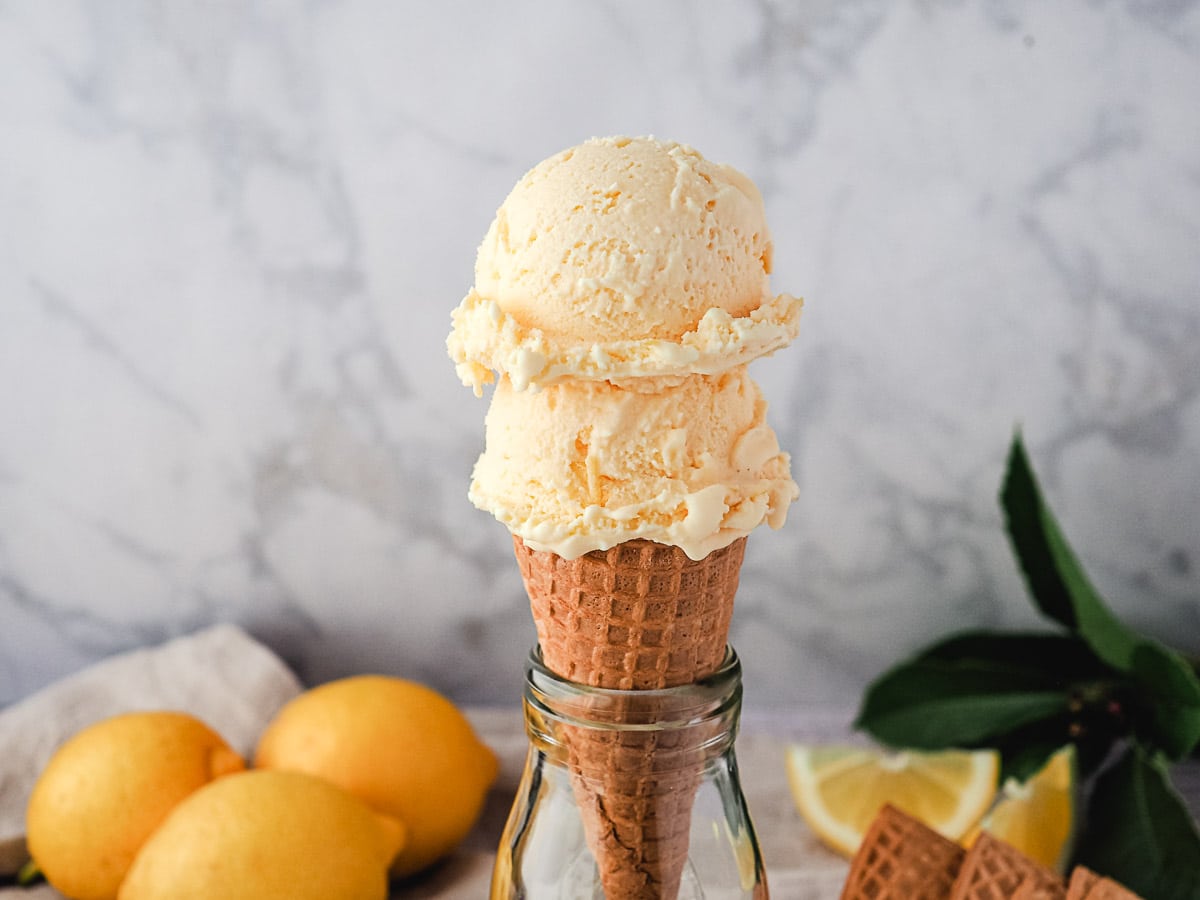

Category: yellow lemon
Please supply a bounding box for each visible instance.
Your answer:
[118,769,405,900]
[786,744,998,857]
[255,674,499,877]
[26,711,244,900]
[964,745,1075,871]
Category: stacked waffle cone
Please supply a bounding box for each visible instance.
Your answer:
[840,806,1144,900]
[513,536,746,897]
[451,138,802,897]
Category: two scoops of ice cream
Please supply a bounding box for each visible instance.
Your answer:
[450,134,800,572]
[447,135,802,898]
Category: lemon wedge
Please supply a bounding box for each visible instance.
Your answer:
[786,744,999,857]
[964,745,1075,871]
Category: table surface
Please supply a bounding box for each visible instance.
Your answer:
[397,707,857,900]
[6,706,1199,899]
[399,708,1200,899]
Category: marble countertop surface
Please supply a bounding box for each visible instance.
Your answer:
[2,0,1198,753]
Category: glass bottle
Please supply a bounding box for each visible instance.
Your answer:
[492,646,769,899]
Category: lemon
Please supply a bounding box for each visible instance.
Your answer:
[255,674,499,877]
[118,769,405,900]
[786,744,998,857]
[26,711,244,900]
[964,745,1075,871]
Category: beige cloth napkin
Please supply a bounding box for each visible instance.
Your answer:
[0,624,302,887]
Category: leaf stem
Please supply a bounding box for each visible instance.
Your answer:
[16,858,43,887]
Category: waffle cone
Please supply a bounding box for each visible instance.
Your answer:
[512,535,747,900]
[839,804,965,900]
[514,535,745,690]
[1067,868,1102,898]
[1065,867,1143,900]
[950,833,1065,900]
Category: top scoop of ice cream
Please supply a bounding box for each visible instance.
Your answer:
[448,136,802,393]
[477,136,771,342]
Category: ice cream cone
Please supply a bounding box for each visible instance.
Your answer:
[513,535,746,899]
[514,536,744,690]
[839,803,965,900]
[454,137,801,899]
[1065,866,1143,900]
[950,832,1065,900]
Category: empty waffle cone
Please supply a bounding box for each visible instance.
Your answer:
[512,535,747,900]
[951,832,1065,900]
[839,804,965,900]
[1065,866,1143,900]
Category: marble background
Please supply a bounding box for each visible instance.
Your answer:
[2,0,1198,712]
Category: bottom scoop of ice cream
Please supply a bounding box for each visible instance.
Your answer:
[468,368,798,560]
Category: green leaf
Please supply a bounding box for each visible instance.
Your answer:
[1001,433,1200,758]
[1001,433,1083,630]
[1002,433,1140,659]
[856,631,1085,750]
[1130,644,1200,760]
[1073,744,1200,899]
[915,630,1111,682]
[860,683,1065,749]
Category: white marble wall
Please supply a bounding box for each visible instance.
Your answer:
[2,0,1198,711]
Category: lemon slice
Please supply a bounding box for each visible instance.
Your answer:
[786,744,999,857]
[964,745,1075,871]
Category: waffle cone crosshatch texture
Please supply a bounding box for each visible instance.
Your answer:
[513,536,746,691]
[838,806,1149,900]
[839,804,965,900]
[949,833,1065,900]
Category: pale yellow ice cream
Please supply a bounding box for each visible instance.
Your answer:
[451,136,801,559]
[448,136,802,394]
[468,368,798,560]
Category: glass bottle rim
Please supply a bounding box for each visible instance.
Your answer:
[523,644,742,731]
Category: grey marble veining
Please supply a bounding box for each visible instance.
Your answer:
[1,0,1198,711]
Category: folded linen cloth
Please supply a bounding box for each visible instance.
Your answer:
[0,624,302,881]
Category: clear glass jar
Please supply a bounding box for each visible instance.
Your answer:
[492,647,769,899]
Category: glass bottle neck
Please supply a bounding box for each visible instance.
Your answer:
[522,646,743,765]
